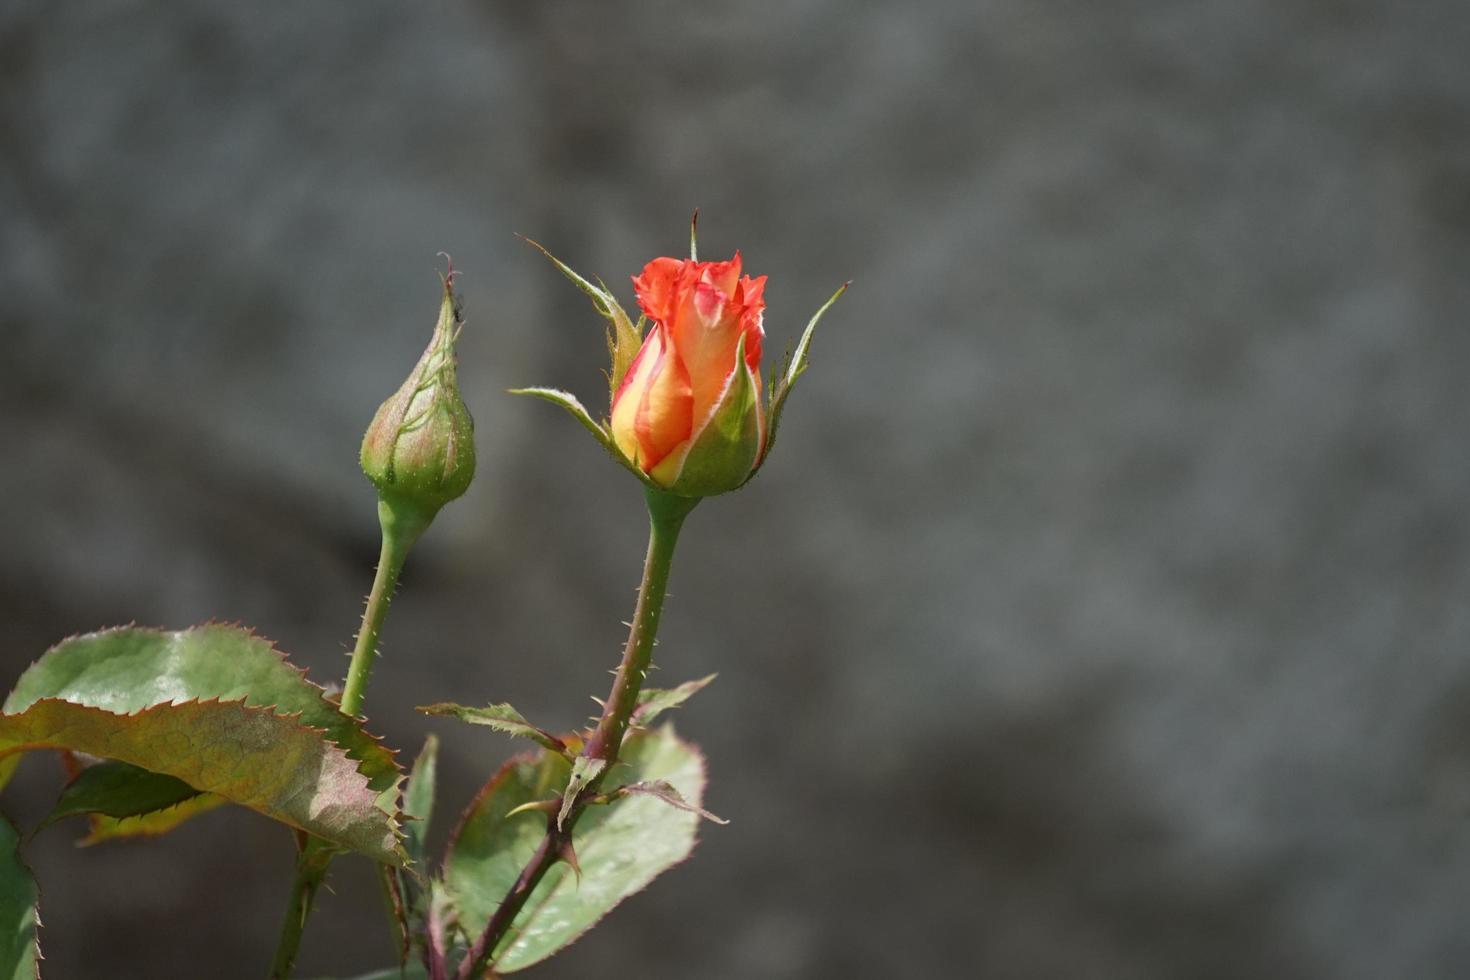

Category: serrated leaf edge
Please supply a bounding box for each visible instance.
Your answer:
[630,673,717,727]
[604,779,728,825]
[416,703,569,758]
[15,623,404,792]
[78,792,228,847]
[0,697,406,861]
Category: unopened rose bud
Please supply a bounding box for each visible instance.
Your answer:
[361,270,475,531]
[515,225,844,500]
[609,254,766,497]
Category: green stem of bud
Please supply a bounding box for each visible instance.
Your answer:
[269,494,430,978]
[341,496,430,719]
[583,489,698,763]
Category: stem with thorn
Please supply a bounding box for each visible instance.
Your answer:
[342,499,429,718]
[455,489,697,979]
[269,835,334,980]
[268,499,427,979]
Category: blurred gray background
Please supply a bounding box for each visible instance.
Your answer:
[3,1,1469,977]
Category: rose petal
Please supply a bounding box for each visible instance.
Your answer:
[609,327,662,464]
[633,329,693,471]
[701,252,742,298]
[632,257,688,326]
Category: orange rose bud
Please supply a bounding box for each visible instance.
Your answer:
[609,254,767,497]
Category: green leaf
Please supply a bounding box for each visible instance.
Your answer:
[417,703,566,756]
[403,735,439,868]
[632,673,716,726]
[5,625,403,856]
[0,815,39,980]
[444,725,707,972]
[605,780,727,825]
[763,281,849,463]
[387,736,441,970]
[0,698,402,861]
[8,625,399,794]
[507,387,659,490]
[79,792,228,846]
[44,759,200,826]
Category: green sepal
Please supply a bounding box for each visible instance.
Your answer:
[43,759,200,827]
[508,387,660,490]
[0,815,38,980]
[760,281,849,469]
[599,287,645,398]
[667,333,762,498]
[632,673,716,726]
[418,703,568,757]
[521,237,644,396]
[442,725,708,973]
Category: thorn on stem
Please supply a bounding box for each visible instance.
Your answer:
[557,838,582,884]
[505,799,559,820]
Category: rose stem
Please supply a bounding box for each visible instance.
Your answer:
[455,489,696,979]
[269,500,427,978]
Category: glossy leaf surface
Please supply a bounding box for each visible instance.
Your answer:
[5,625,403,857]
[7,626,398,793]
